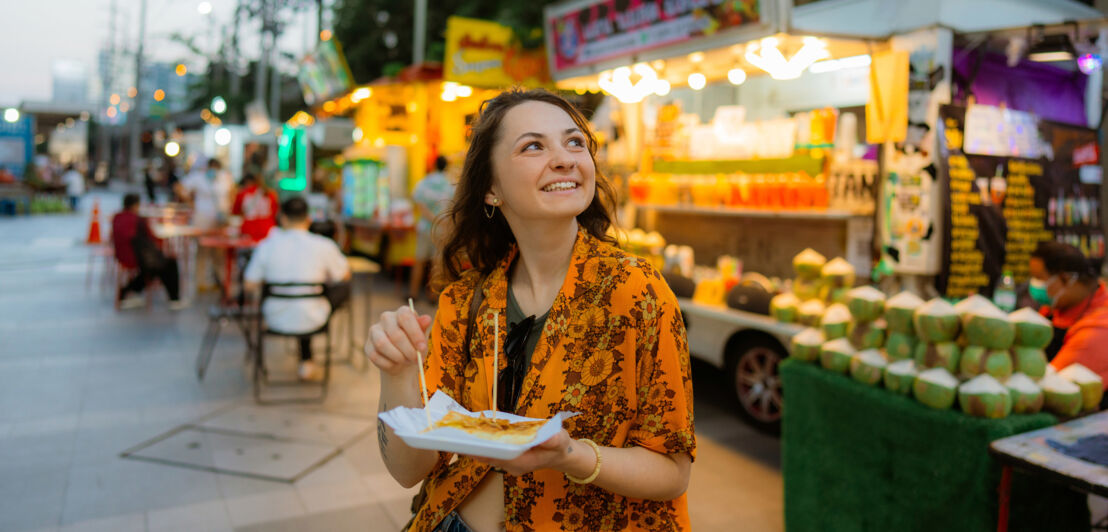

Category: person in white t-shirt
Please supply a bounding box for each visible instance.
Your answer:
[244,197,350,380]
[180,157,234,229]
[62,164,85,211]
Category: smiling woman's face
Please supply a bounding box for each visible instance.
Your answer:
[486,100,596,225]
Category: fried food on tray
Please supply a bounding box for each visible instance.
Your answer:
[426,411,545,445]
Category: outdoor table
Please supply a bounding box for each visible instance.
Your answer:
[991,411,1108,532]
[152,223,212,299]
[198,234,258,302]
[780,359,1088,532]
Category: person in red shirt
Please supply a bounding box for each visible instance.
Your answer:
[1030,242,1108,391]
[232,172,278,241]
[112,193,184,309]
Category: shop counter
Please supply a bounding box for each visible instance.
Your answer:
[781,359,1089,532]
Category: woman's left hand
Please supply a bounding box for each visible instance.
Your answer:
[473,430,574,476]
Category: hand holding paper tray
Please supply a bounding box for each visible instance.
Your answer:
[378,391,579,460]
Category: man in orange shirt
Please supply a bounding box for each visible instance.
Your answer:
[1030,242,1108,390]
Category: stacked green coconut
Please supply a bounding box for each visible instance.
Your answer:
[793,248,826,301]
[790,327,825,363]
[771,292,801,323]
[846,286,886,350]
[820,258,856,304]
[957,298,1015,381]
[821,303,853,340]
[912,298,962,374]
[884,291,923,360]
[1009,308,1051,378]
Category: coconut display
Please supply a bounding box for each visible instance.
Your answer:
[821,257,856,289]
[1011,346,1048,379]
[771,292,800,323]
[913,368,960,410]
[794,248,827,280]
[914,342,961,374]
[846,286,887,322]
[884,359,918,396]
[798,299,826,327]
[822,286,851,305]
[1040,373,1083,417]
[957,374,1013,419]
[820,338,856,374]
[793,277,823,302]
[953,294,993,319]
[959,346,1013,380]
[885,332,918,360]
[820,303,853,340]
[1006,373,1045,414]
[962,302,1015,350]
[1057,364,1105,412]
[1009,307,1053,349]
[913,298,961,343]
[850,349,888,386]
[885,291,924,335]
[791,328,825,363]
[850,319,886,350]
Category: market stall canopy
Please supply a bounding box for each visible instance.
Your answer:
[791,0,1103,38]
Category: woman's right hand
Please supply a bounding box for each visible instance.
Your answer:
[366,306,433,377]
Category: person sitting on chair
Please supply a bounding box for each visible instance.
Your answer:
[243,197,351,381]
[112,193,186,310]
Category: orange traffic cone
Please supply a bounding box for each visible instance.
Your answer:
[86,200,102,244]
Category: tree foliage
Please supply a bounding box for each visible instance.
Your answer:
[332,0,553,84]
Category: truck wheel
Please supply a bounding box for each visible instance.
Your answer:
[726,337,784,435]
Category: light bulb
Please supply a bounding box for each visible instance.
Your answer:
[688,73,706,90]
[727,68,747,85]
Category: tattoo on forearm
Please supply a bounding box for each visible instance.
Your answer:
[377,401,388,460]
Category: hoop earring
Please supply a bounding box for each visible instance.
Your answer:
[484,204,497,219]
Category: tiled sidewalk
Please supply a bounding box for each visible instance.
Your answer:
[0,190,783,531]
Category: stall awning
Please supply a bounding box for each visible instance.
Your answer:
[792,0,1103,38]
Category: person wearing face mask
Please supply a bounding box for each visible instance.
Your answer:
[1028,242,1108,383]
[366,89,694,532]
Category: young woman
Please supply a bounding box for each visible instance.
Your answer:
[367,89,694,532]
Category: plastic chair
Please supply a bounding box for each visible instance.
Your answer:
[250,282,334,403]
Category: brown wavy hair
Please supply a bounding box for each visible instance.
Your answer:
[434,88,617,287]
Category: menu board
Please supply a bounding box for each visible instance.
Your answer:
[936,105,1102,299]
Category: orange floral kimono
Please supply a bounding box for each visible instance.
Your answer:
[409,228,696,531]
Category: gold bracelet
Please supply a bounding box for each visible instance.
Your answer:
[565,438,602,484]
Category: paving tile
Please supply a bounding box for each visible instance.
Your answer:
[60,460,221,525]
[0,431,76,469]
[195,405,373,447]
[58,513,145,532]
[224,489,306,528]
[296,479,373,514]
[234,503,392,532]
[145,500,231,532]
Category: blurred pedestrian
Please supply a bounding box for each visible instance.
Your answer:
[62,164,85,211]
[410,155,455,301]
[243,197,351,381]
[231,171,279,241]
[180,157,235,291]
[143,161,157,203]
[112,193,186,310]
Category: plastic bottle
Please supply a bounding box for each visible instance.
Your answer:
[994,270,1017,312]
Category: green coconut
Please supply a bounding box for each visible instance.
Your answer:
[850,349,888,386]
[797,299,826,327]
[1040,373,1083,417]
[1005,373,1045,414]
[959,346,1013,380]
[885,291,924,335]
[794,248,826,280]
[914,341,961,374]
[820,338,856,374]
[885,332,918,360]
[884,359,918,395]
[794,277,824,302]
[953,294,993,319]
[821,286,851,305]
[1011,346,1048,379]
[771,292,800,323]
[846,286,887,322]
[850,319,886,350]
[1058,363,1105,412]
[820,303,853,340]
[1010,307,1053,349]
[913,368,960,410]
[962,302,1015,350]
[913,298,961,343]
[958,374,1012,418]
[821,257,856,289]
[790,328,825,363]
